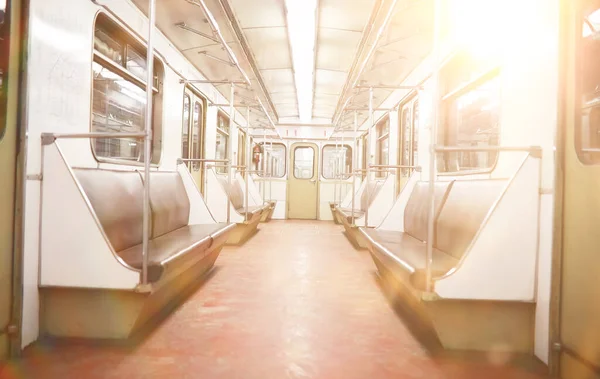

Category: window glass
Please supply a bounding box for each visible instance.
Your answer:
[192,101,202,170]
[293,146,314,179]
[399,97,420,177]
[361,134,368,179]
[322,145,352,179]
[578,4,600,164]
[0,0,10,140]
[256,143,286,178]
[215,112,229,173]
[92,62,145,161]
[215,130,228,172]
[92,15,162,164]
[439,75,500,172]
[181,94,190,159]
[376,117,390,177]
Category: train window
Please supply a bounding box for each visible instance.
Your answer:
[361,133,368,180]
[577,5,600,164]
[375,116,390,177]
[293,146,315,179]
[399,96,420,177]
[238,128,247,175]
[0,0,10,140]
[322,144,352,180]
[181,94,190,160]
[91,14,164,164]
[215,112,229,173]
[439,52,500,173]
[255,143,286,178]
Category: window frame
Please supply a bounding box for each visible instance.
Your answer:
[215,111,230,173]
[576,3,600,165]
[256,142,287,178]
[90,13,164,166]
[0,0,12,141]
[375,116,390,178]
[293,145,315,180]
[438,56,502,175]
[321,144,353,180]
[398,93,420,178]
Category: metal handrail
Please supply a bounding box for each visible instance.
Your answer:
[41,131,154,286]
[177,158,232,223]
[434,145,542,153]
[424,145,544,292]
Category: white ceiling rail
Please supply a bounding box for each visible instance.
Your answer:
[184,0,251,85]
[332,0,400,127]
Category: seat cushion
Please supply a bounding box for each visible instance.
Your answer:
[146,171,191,239]
[337,207,364,223]
[118,224,227,282]
[404,181,452,242]
[435,180,506,259]
[364,229,458,291]
[74,168,144,252]
[236,205,268,217]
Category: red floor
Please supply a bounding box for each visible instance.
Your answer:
[2,221,548,379]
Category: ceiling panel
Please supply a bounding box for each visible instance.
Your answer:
[243,28,292,69]
[227,0,287,28]
[319,0,376,31]
[316,29,362,72]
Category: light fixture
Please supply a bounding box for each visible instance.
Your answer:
[285,0,317,123]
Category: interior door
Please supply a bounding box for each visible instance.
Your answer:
[288,143,318,219]
[0,0,20,361]
[556,1,600,377]
[181,89,206,193]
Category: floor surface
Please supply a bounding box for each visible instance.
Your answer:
[1,220,549,378]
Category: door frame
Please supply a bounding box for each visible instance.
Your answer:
[286,142,320,220]
[181,86,207,194]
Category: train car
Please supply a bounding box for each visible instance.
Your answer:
[0,0,597,378]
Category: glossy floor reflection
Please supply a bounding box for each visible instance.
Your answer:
[2,220,548,378]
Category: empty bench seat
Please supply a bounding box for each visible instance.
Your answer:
[362,180,506,291]
[41,165,235,340]
[219,176,270,220]
[336,180,383,223]
[75,169,234,284]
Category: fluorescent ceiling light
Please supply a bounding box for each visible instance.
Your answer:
[285,0,317,123]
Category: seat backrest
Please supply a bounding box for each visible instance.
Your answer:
[147,172,190,238]
[74,169,144,252]
[360,180,383,211]
[435,180,507,259]
[404,181,453,242]
[218,175,244,210]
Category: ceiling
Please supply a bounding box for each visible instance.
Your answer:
[131,0,434,131]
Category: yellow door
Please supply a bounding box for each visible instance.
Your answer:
[556,1,600,377]
[0,0,21,361]
[288,143,318,219]
[181,89,206,194]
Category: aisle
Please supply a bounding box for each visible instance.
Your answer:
[3,221,547,379]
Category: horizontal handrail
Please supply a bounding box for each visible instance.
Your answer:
[231,165,247,169]
[178,158,230,163]
[434,145,542,154]
[42,132,146,145]
[369,164,421,171]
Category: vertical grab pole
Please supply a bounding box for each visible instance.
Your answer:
[269,137,273,201]
[425,0,442,293]
[227,83,235,223]
[245,107,250,222]
[262,127,267,202]
[365,87,373,228]
[141,0,156,286]
[339,128,345,206]
[351,111,358,225]
[334,134,338,206]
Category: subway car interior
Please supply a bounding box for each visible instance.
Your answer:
[0,0,599,377]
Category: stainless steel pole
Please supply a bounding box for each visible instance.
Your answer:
[141,0,156,286]
[351,111,358,225]
[425,0,442,292]
[245,107,250,222]
[339,128,345,206]
[227,83,234,223]
[365,87,373,228]
[269,137,273,201]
